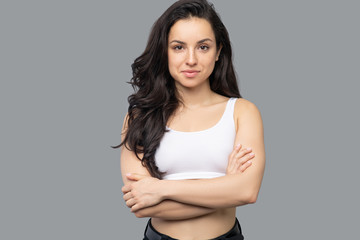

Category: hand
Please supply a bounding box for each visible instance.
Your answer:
[226,144,255,175]
[122,173,164,212]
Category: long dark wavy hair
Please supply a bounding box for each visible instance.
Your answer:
[113,0,241,179]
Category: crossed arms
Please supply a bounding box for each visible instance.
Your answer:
[120,99,265,220]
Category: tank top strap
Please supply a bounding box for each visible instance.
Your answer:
[222,97,237,122]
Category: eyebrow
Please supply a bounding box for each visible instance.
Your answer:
[169,38,213,44]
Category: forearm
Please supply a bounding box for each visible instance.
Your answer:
[123,98,265,211]
[133,200,216,220]
[162,172,262,208]
[124,151,264,211]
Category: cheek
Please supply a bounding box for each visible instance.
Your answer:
[167,55,177,78]
[168,52,180,63]
[168,54,182,72]
[201,55,217,70]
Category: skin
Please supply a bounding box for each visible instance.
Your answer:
[121,17,265,239]
[167,17,221,94]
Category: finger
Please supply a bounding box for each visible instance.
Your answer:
[239,152,255,165]
[238,147,252,158]
[131,203,144,212]
[126,173,147,181]
[236,152,255,172]
[126,198,136,208]
[229,144,241,160]
[227,144,242,170]
[235,147,252,159]
[233,152,254,171]
[234,143,242,151]
[122,185,131,194]
[123,192,132,201]
[239,160,253,172]
[234,155,255,172]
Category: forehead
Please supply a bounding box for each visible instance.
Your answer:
[168,17,215,42]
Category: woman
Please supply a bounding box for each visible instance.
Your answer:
[117,0,265,239]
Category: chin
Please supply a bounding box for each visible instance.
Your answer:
[173,74,210,89]
[176,81,207,90]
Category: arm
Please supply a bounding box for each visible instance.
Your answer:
[123,142,254,218]
[120,115,216,220]
[125,99,265,210]
[131,200,215,220]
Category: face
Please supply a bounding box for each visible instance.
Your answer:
[168,17,221,91]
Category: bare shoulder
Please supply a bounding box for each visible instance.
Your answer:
[234,98,263,131]
[122,113,129,130]
[234,98,262,118]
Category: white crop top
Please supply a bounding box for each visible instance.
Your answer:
[155,98,237,180]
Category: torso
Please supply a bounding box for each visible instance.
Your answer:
[152,208,237,239]
[167,95,230,132]
[155,97,236,180]
[152,95,240,239]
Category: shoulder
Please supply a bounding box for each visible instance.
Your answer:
[234,98,261,116]
[122,113,130,131]
[233,98,263,130]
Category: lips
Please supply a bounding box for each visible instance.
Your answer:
[182,70,200,78]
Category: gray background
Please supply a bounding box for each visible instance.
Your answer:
[1,0,359,239]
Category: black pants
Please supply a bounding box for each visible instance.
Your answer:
[143,218,244,240]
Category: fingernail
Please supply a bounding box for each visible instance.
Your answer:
[250,153,255,156]
[126,173,131,176]
[247,147,252,151]
[248,160,252,164]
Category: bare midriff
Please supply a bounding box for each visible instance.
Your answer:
[151,207,236,240]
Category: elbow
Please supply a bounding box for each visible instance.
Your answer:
[134,210,150,218]
[247,193,258,204]
[237,190,259,205]
[134,209,158,219]
[134,211,145,218]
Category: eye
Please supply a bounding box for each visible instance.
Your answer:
[173,45,183,50]
[199,45,209,51]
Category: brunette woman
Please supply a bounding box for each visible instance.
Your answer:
[115,0,265,239]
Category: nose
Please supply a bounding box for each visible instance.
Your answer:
[186,49,197,66]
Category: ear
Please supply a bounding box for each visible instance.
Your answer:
[216,44,223,61]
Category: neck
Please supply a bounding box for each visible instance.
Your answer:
[176,82,217,109]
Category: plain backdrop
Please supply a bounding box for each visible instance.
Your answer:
[1,0,359,239]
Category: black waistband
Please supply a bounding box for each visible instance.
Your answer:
[144,218,243,240]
